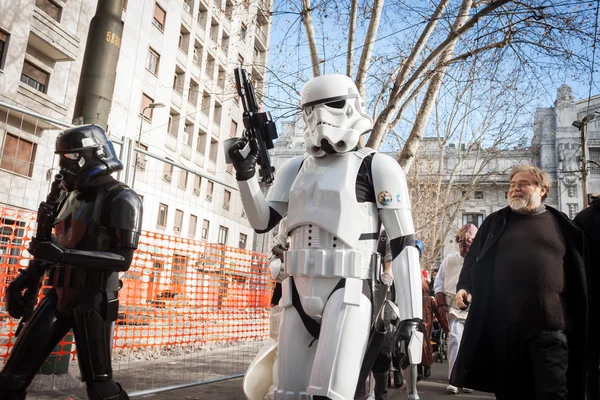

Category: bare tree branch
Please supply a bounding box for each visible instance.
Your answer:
[355,0,385,98]
[346,0,358,77]
[301,0,321,77]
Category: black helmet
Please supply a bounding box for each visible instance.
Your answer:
[55,124,122,190]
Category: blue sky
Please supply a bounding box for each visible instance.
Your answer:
[262,0,599,149]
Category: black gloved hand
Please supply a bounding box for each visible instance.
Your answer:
[6,262,45,319]
[227,138,259,181]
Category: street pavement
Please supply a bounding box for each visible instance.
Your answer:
[133,360,496,400]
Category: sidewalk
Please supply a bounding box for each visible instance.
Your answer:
[133,361,495,400]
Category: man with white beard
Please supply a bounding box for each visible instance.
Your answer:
[450,165,588,400]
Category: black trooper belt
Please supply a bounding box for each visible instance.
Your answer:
[290,277,372,345]
[48,266,121,291]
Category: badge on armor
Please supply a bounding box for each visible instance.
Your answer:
[378,191,393,206]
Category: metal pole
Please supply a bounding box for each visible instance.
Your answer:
[581,122,589,208]
[129,374,243,398]
[130,110,147,190]
[72,0,125,127]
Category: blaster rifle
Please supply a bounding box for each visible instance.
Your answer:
[15,174,64,336]
[234,68,278,184]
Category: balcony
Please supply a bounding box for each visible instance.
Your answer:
[210,122,220,136]
[30,7,79,61]
[255,26,268,51]
[186,101,197,120]
[198,111,209,129]
[176,49,188,66]
[165,134,177,151]
[181,144,192,160]
[195,153,205,167]
[191,61,201,80]
[182,7,193,29]
[207,159,216,174]
[171,90,183,110]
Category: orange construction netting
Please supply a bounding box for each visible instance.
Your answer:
[0,206,273,362]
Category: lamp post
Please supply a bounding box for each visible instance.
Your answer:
[131,102,165,190]
[573,113,597,208]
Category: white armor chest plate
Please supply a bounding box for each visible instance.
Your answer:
[287,151,376,247]
[285,151,379,279]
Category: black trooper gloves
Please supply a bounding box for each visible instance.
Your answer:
[228,138,259,181]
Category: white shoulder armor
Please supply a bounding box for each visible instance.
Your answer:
[371,153,411,210]
[266,155,306,203]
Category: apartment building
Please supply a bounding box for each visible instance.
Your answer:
[0,0,273,250]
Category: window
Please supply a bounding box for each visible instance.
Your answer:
[462,213,483,228]
[163,158,174,180]
[202,219,210,240]
[140,93,155,120]
[183,121,194,146]
[174,209,184,233]
[0,134,36,177]
[157,203,168,227]
[201,92,211,116]
[504,191,508,199]
[213,101,222,126]
[193,174,201,194]
[20,61,49,93]
[178,169,188,189]
[0,30,9,70]
[197,128,207,154]
[146,48,160,75]
[238,54,244,66]
[474,191,484,200]
[230,120,238,137]
[223,189,231,210]
[239,233,247,249]
[206,180,214,201]
[183,0,193,14]
[133,142,148,170]
[36,0,62,22]
[189,214,198,237]
[240,23,247,40]
[179,26,190,54]
[209,137,218,162]
[153,3,166,31]
[172,253,187,286]
[168,110,179,137]
[218,226,228,245]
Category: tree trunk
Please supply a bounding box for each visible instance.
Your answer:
[346,0,358,77]
[355,0,385,98]
[301,0,321,77]
[398,0,472,173]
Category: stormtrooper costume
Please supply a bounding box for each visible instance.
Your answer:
[228,75,423,400]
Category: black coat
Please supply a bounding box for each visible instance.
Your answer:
[574,198,600,399]
[450,205,587,399]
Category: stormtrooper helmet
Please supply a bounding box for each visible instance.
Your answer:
[55,124,123,190]
[301,74,373,157]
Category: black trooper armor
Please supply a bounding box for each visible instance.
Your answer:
[0,125,142,400]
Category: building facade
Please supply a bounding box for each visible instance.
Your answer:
[0,0,273,250]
